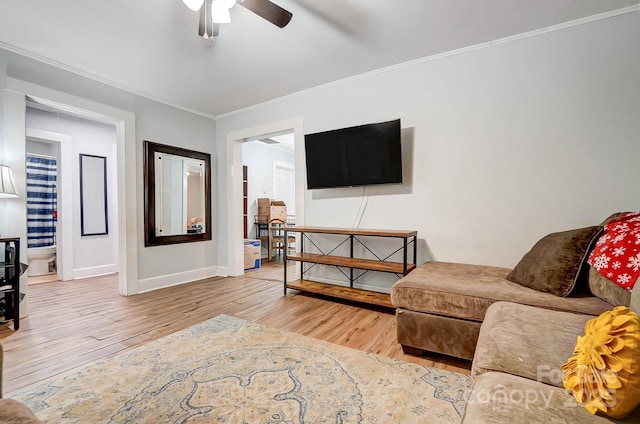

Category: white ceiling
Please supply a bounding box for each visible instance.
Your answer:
[1,0,637,117]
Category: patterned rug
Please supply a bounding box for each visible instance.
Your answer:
[11,315,470,423]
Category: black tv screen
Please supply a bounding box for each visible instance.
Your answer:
[304,119,402,189]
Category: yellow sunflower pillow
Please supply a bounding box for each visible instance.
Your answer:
[562,306,640,419]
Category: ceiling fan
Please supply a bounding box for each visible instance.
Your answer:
[182,0,293,42]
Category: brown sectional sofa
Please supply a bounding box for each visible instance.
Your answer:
[391,261,613,360]
[390,212,640,422]
[460,283,640,423]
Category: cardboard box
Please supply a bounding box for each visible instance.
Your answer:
[244,239,261,270]
[256,198,287,223]
[256,198,273,223]
[270,200,287,223]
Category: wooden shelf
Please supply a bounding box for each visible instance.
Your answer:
[286,279,393,309]
[284,226,416,238]
[283,227,417,308]
[287,252,415,274]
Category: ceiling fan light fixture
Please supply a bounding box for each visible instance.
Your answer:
[215,0,237,9]
[192,0,292,42]
[211,3,232,23]
[182,0,204,11]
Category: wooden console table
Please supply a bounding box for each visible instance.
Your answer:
[283,227,417,308]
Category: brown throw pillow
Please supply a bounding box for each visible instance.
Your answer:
[506,226,602,297]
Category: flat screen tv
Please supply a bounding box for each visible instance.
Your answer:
[304,119,402,189]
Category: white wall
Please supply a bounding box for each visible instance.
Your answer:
[0,49,220,295]
[133,102,219,291]
[2,89,29,314]
[242,141,294,239]
[217,11,640,272]
[26,139,57,157]
[26,109,119,279]
[1,10,639,297]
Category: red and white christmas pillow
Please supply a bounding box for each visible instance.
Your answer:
[587,212,640,291]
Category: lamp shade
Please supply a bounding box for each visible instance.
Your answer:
[0,165,19,198]
[182,0,204,11]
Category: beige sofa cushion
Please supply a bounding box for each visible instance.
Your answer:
[462,372,639,423]
[472,301,592,387]
[391,262,614,322]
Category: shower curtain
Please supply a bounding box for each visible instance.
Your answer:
[26,155,58,248]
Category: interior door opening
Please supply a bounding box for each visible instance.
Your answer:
[226,117,304,277]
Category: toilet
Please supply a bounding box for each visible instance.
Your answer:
[26,245,57,276]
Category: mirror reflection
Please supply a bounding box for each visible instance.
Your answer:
[144,140,211,246]
[154,153,206,236]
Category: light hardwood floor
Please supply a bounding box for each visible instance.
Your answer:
[0,262,470,396]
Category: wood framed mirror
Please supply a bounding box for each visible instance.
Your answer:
[144,140,212,246]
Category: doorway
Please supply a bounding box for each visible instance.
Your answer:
[242,132,295,245]
[24,103,120,284]
[4,77,138,313]
[25,135,62,284]
[226,117,305,277]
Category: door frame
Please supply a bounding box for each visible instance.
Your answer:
[225,117,305,276]
[5,77,138,296]
[25,128,74,281]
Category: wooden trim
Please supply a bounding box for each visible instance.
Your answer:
[288,253,416,274]
[283,226,417,238]
[286,279,393,309]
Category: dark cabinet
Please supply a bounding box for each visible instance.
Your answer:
[1,237,20,330]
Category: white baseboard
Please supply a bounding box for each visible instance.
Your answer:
[137,266,228,294]
[73,264,118,280]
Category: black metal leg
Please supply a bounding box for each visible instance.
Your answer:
[283,230,288,295]
[413,235,417,267]
[15,242,20,330]
[403,237,408,275]
[349,235,354,288]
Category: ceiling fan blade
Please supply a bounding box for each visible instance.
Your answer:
[239,0,292,28]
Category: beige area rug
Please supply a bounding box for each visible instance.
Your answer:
[11,315,470,423]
